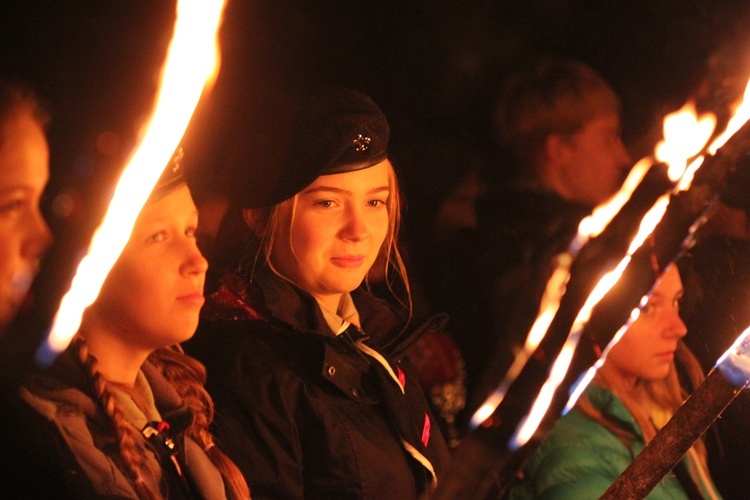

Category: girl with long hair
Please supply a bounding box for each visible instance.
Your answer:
[186,87,450,498]
[22,158,250,499]
[510,264,720,498]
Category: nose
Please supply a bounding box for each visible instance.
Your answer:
[23,210,53,260]
[340,207,368,242]
[663,309,687,339]
[181,239,209,277]
[615,137,632,169]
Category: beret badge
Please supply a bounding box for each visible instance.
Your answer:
[353,133,371,152]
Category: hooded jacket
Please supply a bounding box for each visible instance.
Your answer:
[186,269,450,499]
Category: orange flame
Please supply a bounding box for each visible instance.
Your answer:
[471,158,657,428]
[511,195,669,447]
[471,157,658,428]
[570,99,750,400]
[655,102,716,183]
[41,0,226,357]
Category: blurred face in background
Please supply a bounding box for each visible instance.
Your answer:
[0,109,52,328]
[547,113,631,207]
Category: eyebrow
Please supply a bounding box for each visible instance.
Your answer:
[649,289,684,300]
[301,185,390,196]
[140,208,199,224]
[0,186,35,195]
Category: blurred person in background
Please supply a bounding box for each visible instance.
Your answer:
[428,58,632,424]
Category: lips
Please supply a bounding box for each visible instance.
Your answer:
[655,351,675,362]
[177,291,205,307]
[331,255,365,268]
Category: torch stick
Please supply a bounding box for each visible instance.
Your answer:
[433,111,750,499]
[601,328,750,499]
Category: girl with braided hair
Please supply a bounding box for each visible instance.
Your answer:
[22,158,250,499]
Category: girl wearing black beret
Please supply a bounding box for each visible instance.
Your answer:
[186,87,450,498]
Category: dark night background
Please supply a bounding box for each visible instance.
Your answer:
[3,0,750,496]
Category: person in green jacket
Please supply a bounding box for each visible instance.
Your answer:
[510,264,721,499]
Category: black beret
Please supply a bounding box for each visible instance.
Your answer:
[147,147,186,202]
[225,87,390,209]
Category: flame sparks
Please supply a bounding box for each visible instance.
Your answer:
[39,0,226,360]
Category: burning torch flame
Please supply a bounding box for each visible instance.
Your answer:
[471,158,658,429]
[708,79,750,154]
[39,0,226,361]
[655,102,716,183]
[716,325,750,388]
[511,195,670,448]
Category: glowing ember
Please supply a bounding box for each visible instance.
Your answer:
[39,0,226,360]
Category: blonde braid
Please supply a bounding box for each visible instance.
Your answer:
[73,338,160,500]
[150,346,250,499]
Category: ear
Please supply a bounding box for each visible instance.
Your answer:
[243,208,266,236]
[544,133,571,165]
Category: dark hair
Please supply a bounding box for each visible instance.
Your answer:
[0,79,50,145]
[494,58,620,175]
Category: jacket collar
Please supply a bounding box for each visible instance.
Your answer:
[207,268,409,348]
[32,347,193,435]
[584,383,643,439]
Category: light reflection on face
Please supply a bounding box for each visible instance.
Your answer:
[605,266,687,385]
[271,160,392,312]
[91,185,208,353]
[0,111,52,328]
